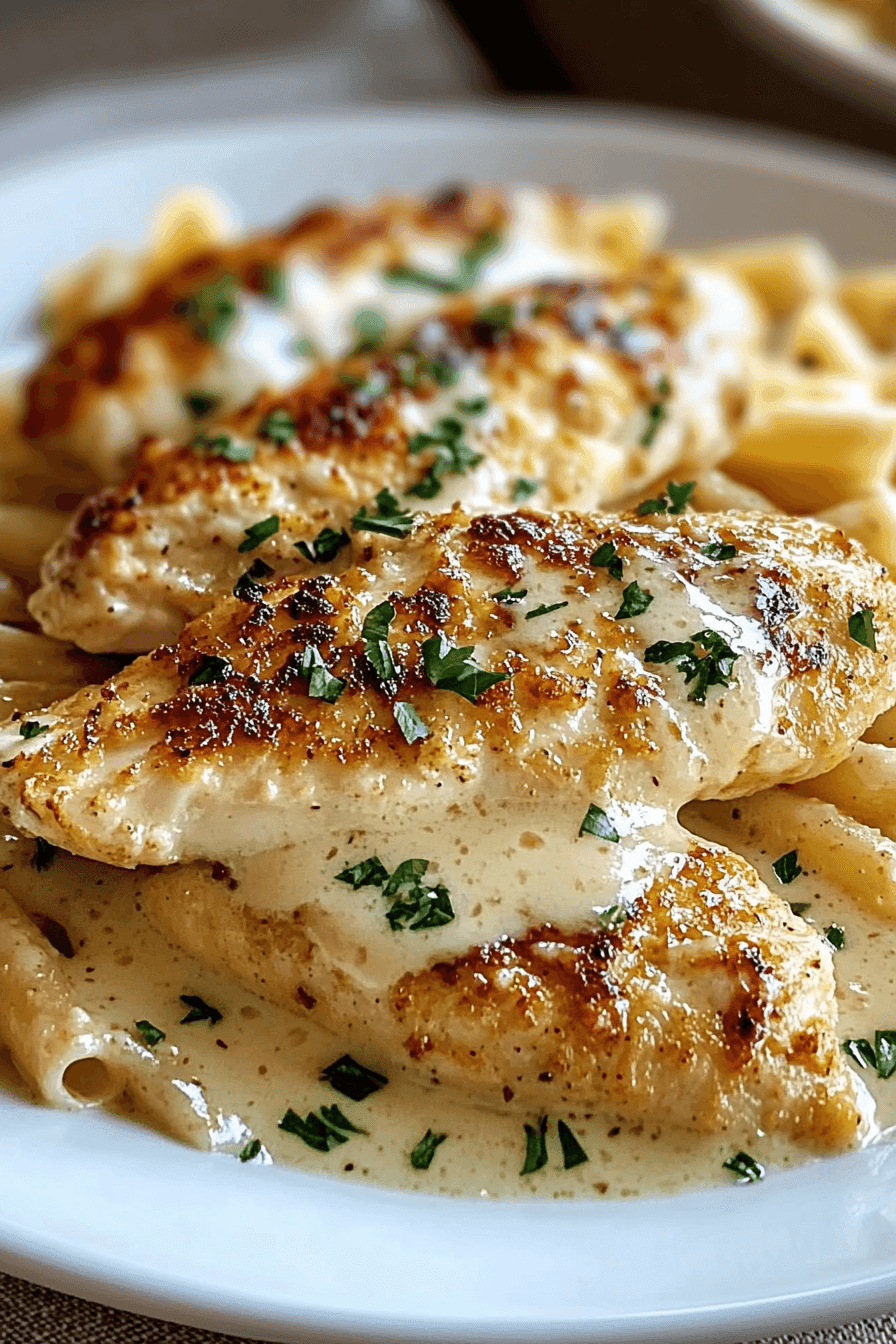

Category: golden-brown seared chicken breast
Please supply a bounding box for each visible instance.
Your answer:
[30,260,759,653]
[19,187,669,484]
[2,508,892,1149]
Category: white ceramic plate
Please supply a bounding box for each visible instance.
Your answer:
[6,100,896,1344]
[724,0,896,112]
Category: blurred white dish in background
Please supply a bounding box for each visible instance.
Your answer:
[8,100,896,1344]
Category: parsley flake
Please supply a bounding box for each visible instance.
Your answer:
[421,632,509,703]
[191,432,254,463]
[525,601,569,621]
[825,924,846,951]
[320,1054,388,1101]
[32,838,56,872]
[643,628,739,704]
[394,701,430,745]
[335,856,390,889]
[350,308,388,355]
[594,904,627,929]
[723,1151,765,1183]
[476,301,515,340]
[639,400,667,447]
[278,1107,349,1152]
[320,1103,367,1135]
[520,1116,549,1175]
[19,721,49,740]
[383,228,502,294]
[410,1129,448,1170]
[179,994,222,1026]
[405,417,482,499]
[298,646,345,703]
[701,540,738,563]
[578,804,620,844]
[351,488,415,538]
[590,541,624,581]
[772,850,804,885]
[295,526,349,564]
[135,1020,165,1048]
[239,1138,262,1162]
[258,263,286,306]
[183,391,220,420]
[361,601,397,682]
[636,480,696,516]
[492,587,528,604]
[174,274,240,345]
[455,396,488,415]
[382,858,455,931]
[187,654,230,687]
[849,608,877,651]
[233,557,274,602]
[843,1031,896,1078]
[238,515,279,553]
[789,901,812,917]
[294,335,317,358]
[512,478,539,503]
[557,1120,589,1169]
[614,581,653,620]
[259,409,296,445]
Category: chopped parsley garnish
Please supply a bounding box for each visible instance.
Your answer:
[429,358,459,387]
[406,417,482,499]
[723,1151,765,1183]
[19,721,49,740]
[701,540,738,563]
[191,432,254,462]
[476,301,515,339]
[772,850,804,885]
[643,628,739,704]
[238,515,279,552]
[410,1129,448,1170]
[259,409,296,445]
[525,601,568,621]
[320,1053,388,1101]
[590,541,624,581]
[298,646,346,703]
[512,478,539,502]
[492,587,528,604]
[789,901,811,917]
[233,557,274,602]
[351,488,415,538]
[394,701,430,744]
[421,632,509,703]
[183,391,220,420]
[593,904,626,929]
[383,227,501,294]
[174,274,240,345]
[319,1103,367,1135]
[825,924,846,951]
[335,855,390,889]
[32,838,56,872]
[455,396,488,415]
[294,335,317,358]
[578,803,620,844]
[636,480,696,516]
[614,581,653,620]
[557,1120,589,1169]
[239,1138,262,1162]
[350,308,388,355]
[362,601,397,682]
[258,263,286,306]
[135,1020,166,1048]
[520,1115,549,1174]
[843,1031,896,1078]
[849,608,877,651]
[179,994,223,1026]
[278,1107,351,1152]
[639,400,667,447]
[295,526,350,564]
[187,654,231,687]
[383,858,455,931]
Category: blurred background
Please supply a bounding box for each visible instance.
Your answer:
[3,0,896,164]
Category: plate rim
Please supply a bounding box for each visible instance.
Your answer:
[4,100,896,1343]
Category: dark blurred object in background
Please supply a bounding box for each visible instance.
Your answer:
[445,0,896,157]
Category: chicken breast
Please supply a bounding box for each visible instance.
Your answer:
[3,508,891,1147]
[30,260,760,653]
[19,186,669,485]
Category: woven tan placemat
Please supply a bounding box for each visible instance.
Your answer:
[2,1273,896,1344]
